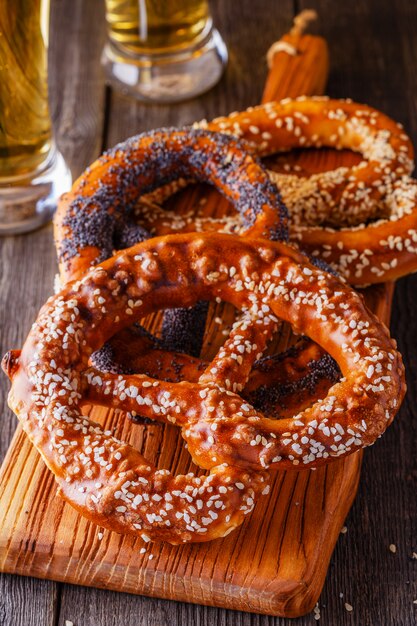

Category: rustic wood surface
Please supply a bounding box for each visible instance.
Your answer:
[0,0,416,624]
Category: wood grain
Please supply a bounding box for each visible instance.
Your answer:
[50,0,107,179]
[0,1,416,625]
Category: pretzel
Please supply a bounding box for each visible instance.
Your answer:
[92,330,340,420]
[204,97,414,225]
[202,97,417,285]
[3,233,405,543]
[54,127,288,283]
[288,176,417,284]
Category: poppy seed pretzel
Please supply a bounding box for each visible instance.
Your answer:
[3,233,405,543]
[54,127,288,283]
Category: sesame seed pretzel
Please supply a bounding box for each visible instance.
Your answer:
[204,97,417,285]
[3,233,405,543]
[205,97,414,227]
[92,329,340,421]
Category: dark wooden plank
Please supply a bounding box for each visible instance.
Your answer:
[0,574,58,626]
[50,0,107,179]
[0,0,107,624]
[0,231,57,463]
[294,1,417,625]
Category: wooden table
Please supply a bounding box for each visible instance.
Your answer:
[0,0,416,624]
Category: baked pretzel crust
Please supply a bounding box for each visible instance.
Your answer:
[3,233,406,543]
[205,97,414,227]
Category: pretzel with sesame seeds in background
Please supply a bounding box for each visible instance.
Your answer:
[203,97,417,285]
[205,97,414,225]
[2,233,406,543]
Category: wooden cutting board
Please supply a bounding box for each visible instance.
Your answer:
[0,19,395,618]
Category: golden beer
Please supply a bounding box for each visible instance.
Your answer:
[106,0,210,54]
[0,0,71,235]
[102,0,227,103]
[0,0,52,178]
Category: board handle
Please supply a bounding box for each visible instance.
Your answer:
[262,9,329,103]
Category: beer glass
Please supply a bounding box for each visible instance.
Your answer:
[102,0,228,102]
[0,0,71,235]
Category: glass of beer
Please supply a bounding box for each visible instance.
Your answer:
[0,0,71,235]
[102,0,228,103]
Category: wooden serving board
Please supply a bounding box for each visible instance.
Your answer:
[0,23,395,618]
